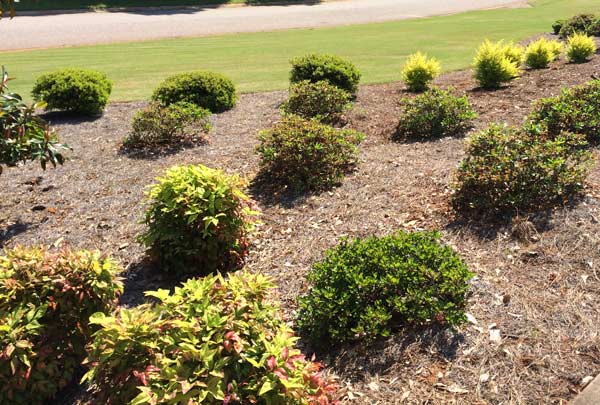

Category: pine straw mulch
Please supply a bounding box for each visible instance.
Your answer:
[1,46,600,404]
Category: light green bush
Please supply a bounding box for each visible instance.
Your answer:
[401,52,441,92]
[566,32,597,63]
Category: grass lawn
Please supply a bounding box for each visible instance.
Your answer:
[2,0,598,101]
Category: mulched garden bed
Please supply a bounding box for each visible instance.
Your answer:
[1,48,600,404]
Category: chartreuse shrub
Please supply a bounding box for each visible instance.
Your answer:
[452,124,593,217]
[501,41,525,66]
[83,272,338,404]
[566,32,597,63]
[528,80,600,144]
[152,71,237,113]
[281,80,351,124]
[123,102,211,150]
[401,52,441,92]
[394,87,476,140]
[524,37,563,69]
[290,53,361,95]
[0,246,122,404]
[257,115,364,191]
[139,165,260,275]
[31,68,112,115]
[296,231,473,346]
[473,40,522,89]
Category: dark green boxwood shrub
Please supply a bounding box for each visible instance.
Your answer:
[528,79,600,143]
[31,68,112,115]
[281,80,351,124]
[257,115,364,191]
[296,231,473,346]
[558,13,597,38]
[123,102,211,150]
[394,87,476,140]
[290,53,361,95]
[452,123,593,217]
[139,164,260,275]
[83,272,338,404]
[0,246,123,404]
[552,20,565,35]
[151,71,237,113]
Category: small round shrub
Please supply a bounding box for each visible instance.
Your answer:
[0,246,123,404]
[290,53,361,95]
[31,68,112,115]
[151,71,237,113]
[452,123,593,217]
[528,79,600,144]
[566,32,597,63]
[552,20,565,35]
[281,80,351,124]
[524,37,563,69]
[296,231,473,346]
[83,272,338,404]
[473,40,521,89]
[394,87,476,140]
[139,164,259,275]
[123,102,211,150]
[257,115,364,191]
[401,52,441,92]
[501,41,525,66]
[559,13,596,38]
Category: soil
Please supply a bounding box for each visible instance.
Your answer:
[1,49,600,404]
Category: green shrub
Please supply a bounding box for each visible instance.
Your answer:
[257,115,364,191]
[152,71,237,113]
[139,164,260,275]
[559,13,596,38]
[524,37,563,69]
[290,53,361,95]
[528,79,600,144]
[83,272,338,404]
[590,18,600,36]
[281,80,351,124]
[501,41,525,66]
[31,68,112,115]
[394,87,476,140]
[401,52,441,92]
[297,231,473,346]
[566,32,597,63]
[123,102,211,150]
[0,68,67,175]
[552,20,565,35]
[0,246,123,404]
[452,124,593,217]
[474,40,522,89]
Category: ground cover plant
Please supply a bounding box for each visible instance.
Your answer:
[566,32,597,63]
[290,53,361,95]
[473,39,522,89]
[281,80,351,124]
[83,272,338,404]
[0,246,123,404]
[140,164,260,275]
[400,52,441,92]
[524,37,563,69]
[31,68,112,115]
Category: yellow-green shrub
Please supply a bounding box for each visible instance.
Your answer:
[401,52,441,92]
[524,38,563,69]
[501,41,525,66]
[566,32,597,63]
[474,40,521,89]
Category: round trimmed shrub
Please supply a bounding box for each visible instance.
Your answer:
[257,115,364,191]
[0,246,123,404]
[151,71,237,113]
[296,231,473,346]
[31,69,112,115]
[566,32,597,63]
[401,52,441,92]
[473,40,521,89]
[394,87,476,140]
[83,272,338,404]
[123,102,211,150]
[559,13,596,38]
[552,20,565,35]
[281,80,351,124]
[524,37,563,69]
[290,53,361,95]
[139,164,259,275]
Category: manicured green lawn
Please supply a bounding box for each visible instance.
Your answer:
[2,0,598,101]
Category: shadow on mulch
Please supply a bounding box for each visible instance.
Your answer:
[249,172,314,208]
[119,257,183,307]
[0,220,34,248]
[39,111,105,126]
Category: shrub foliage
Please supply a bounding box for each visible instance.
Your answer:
[290,53,361,95]
[281,80,351,124]
[401,52,441,92]
[83,272,338,404]
[524,37,563,69]
[473,40,521,89]
[558,13,598,38]
[566,32,597,63]
[297,231,473,346]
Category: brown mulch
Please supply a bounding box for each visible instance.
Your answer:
[2,49,600,404]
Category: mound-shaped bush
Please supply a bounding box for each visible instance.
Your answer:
[297,231,473,346]
[0,247,122,404]
[257,115,364,191]
[566,32,597,63]
[558,13,597,38]
[524,37,563,69]
[401,52,441,92]
[394,87,476,140]
[473,40,521,89]
[452,124,593,217]
[31,68,112,115]
[83,272,338,404]
[281,80,351,124]
[152,71,237,113]
[290,53,361,95]
[123,102,211,150]
[139,164,259,275]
